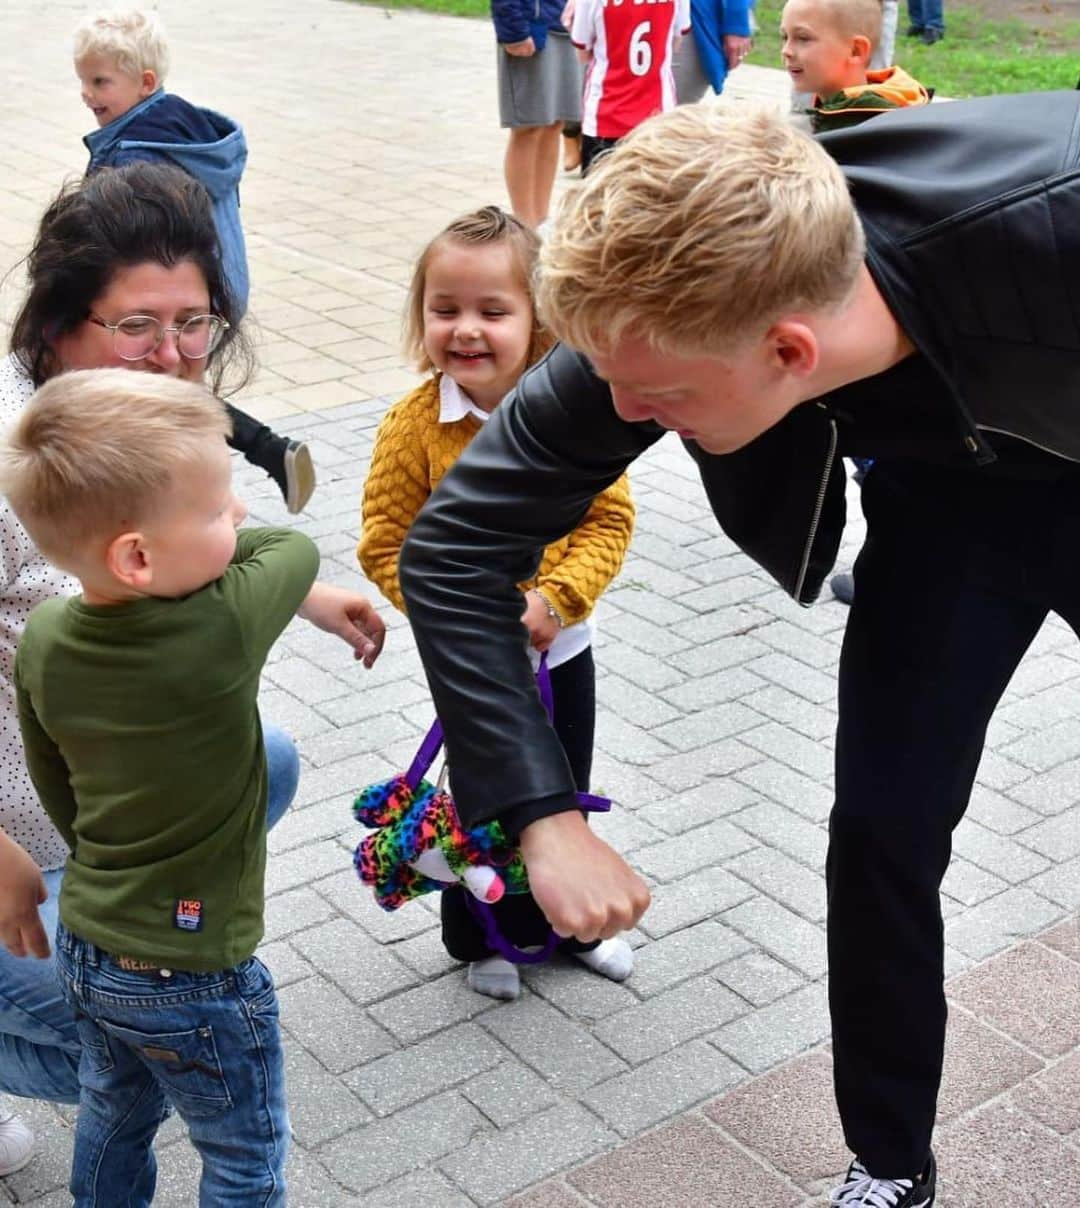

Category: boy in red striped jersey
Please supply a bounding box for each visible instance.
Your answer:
[570,0,691,174]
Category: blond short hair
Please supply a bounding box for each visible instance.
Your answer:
[0,370,230,564]
[73,8,170,82]
[795,0,884,48]
[537,104,865,358]
[403,205,552,374]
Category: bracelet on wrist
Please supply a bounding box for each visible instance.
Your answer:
[531,588,565,629]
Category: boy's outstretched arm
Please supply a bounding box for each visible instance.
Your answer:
[298,582,386,668]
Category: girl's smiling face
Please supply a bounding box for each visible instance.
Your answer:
[421,240,534,412]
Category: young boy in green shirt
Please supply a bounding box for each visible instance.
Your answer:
[2,369,384,1206]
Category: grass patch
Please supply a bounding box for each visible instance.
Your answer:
[747,2,1080,96]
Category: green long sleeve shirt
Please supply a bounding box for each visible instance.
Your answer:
[15,527,319,971]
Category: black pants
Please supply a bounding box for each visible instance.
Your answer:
[829,458,1080,1174]
[580,135,619,176]
[441,647,599,961]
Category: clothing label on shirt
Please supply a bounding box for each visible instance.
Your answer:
[174,898,204,931]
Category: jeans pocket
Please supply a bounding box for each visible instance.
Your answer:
[97,1019,235,1120]
[75,1017,115,1076]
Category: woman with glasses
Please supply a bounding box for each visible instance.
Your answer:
[8,162,314,516]
[0,161,373,1164]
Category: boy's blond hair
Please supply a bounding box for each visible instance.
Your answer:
[73,8,169,82]
[537,104,865,359]
[808,0,884,50]
[0,370,230,564]
[404,205,553,374]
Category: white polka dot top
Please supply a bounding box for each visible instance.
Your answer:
[0,355,78,870]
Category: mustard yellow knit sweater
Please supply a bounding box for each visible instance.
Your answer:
[358,377,635,622]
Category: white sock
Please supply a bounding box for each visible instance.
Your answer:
[573,937,634,982]
[467,956,521,1001]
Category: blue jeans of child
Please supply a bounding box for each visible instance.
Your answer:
[907,0,944,32]
[55,925,288,1207]
[0,723,299,1106]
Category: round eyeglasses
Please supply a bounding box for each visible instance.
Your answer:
[87,313,230,362]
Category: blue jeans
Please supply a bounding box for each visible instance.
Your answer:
[907,0,944,32]
[55,925,288,1207]
[0,723,299,1105]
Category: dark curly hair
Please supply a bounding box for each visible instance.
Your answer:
[9,161,253,393]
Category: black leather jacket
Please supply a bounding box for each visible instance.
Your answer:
[400,90,1080,832]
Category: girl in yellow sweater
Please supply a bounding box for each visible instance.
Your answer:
[359,206,635,1001]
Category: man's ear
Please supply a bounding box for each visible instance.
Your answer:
[851,34,872,64]
[106,531,153,591]
[769,319,820,378]
[140,69,158,97]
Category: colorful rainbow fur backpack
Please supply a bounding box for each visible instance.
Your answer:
[353,656,609,963]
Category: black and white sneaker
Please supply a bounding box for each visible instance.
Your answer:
[830,1152,936,1207]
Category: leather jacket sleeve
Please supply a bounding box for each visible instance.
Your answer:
[399,344,662,835]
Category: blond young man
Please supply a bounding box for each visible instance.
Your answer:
[397,94,1080,1207]
[2,370,383,1206]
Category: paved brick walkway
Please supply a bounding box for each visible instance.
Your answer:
[2,2,1079,1204]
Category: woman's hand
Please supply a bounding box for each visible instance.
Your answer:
[298,582,387,668]
[723,33,753,70]
[0,830,50,959]
[521,590,561,652]
[504,37,537,56]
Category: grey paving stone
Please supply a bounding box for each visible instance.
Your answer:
[715,950,808,1007]
[265,654,355,701]
[594,712,676,765]
[740,722,834,782]
[461,1060,563,1127]
[439,1103,616,1205]
[740,685,837,741]
[637,779,760,833]
[265,837,357,895]
[735,761,834,823]
[367,973,497,1044]
[301,712,422,767]
[478,995,627,1094]
[284,1043,373,1146]
[999,718,1080,773]
[974,748,1033,791]
[966,784,1042,835]
[259,687,339,740]
[278,976,396,1073]
[263,884,340,941]
[636,865,755,940]
[710,982,830,1074]
[344,1021,505,1115]
[258,938,315,987]
[945,888,1066,961]
[359,1169,475,1207]
[659,666,768,711]
[582,1039,745,1136]
[726,847,827,923]
[597,674,683,727]
[268,794,359,855]
[676,574,774,612]
[318,1093,486,1194]
[669,602,776,644]
[390,927,466,980]
[950,817,1053,884]
[1020,811,1080,862]
[605,585,697,626]
[648,739,762,792]
[669,633,772,677]
[316,867,437,943]
[730,800,829,870]
[589,802,666,854]
[290,917,420,1005]
[522,960,640,1021]
[315,675,432,727]
[941,858,1010,908]
[1028,857,1080,910]
[631,919,752,996]
[633,819,756,881]
[650,702,761,752]
[723,896,827,979]
[744,653,837,704]
[594,977,745,1064]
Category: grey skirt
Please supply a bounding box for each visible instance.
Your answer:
[497,30,583,128]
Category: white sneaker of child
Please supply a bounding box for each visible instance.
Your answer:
[573,937,634,981]
[0,1107,34,1177]
[467,956,521,1001]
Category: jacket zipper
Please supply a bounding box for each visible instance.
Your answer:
[793,412,838,605]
